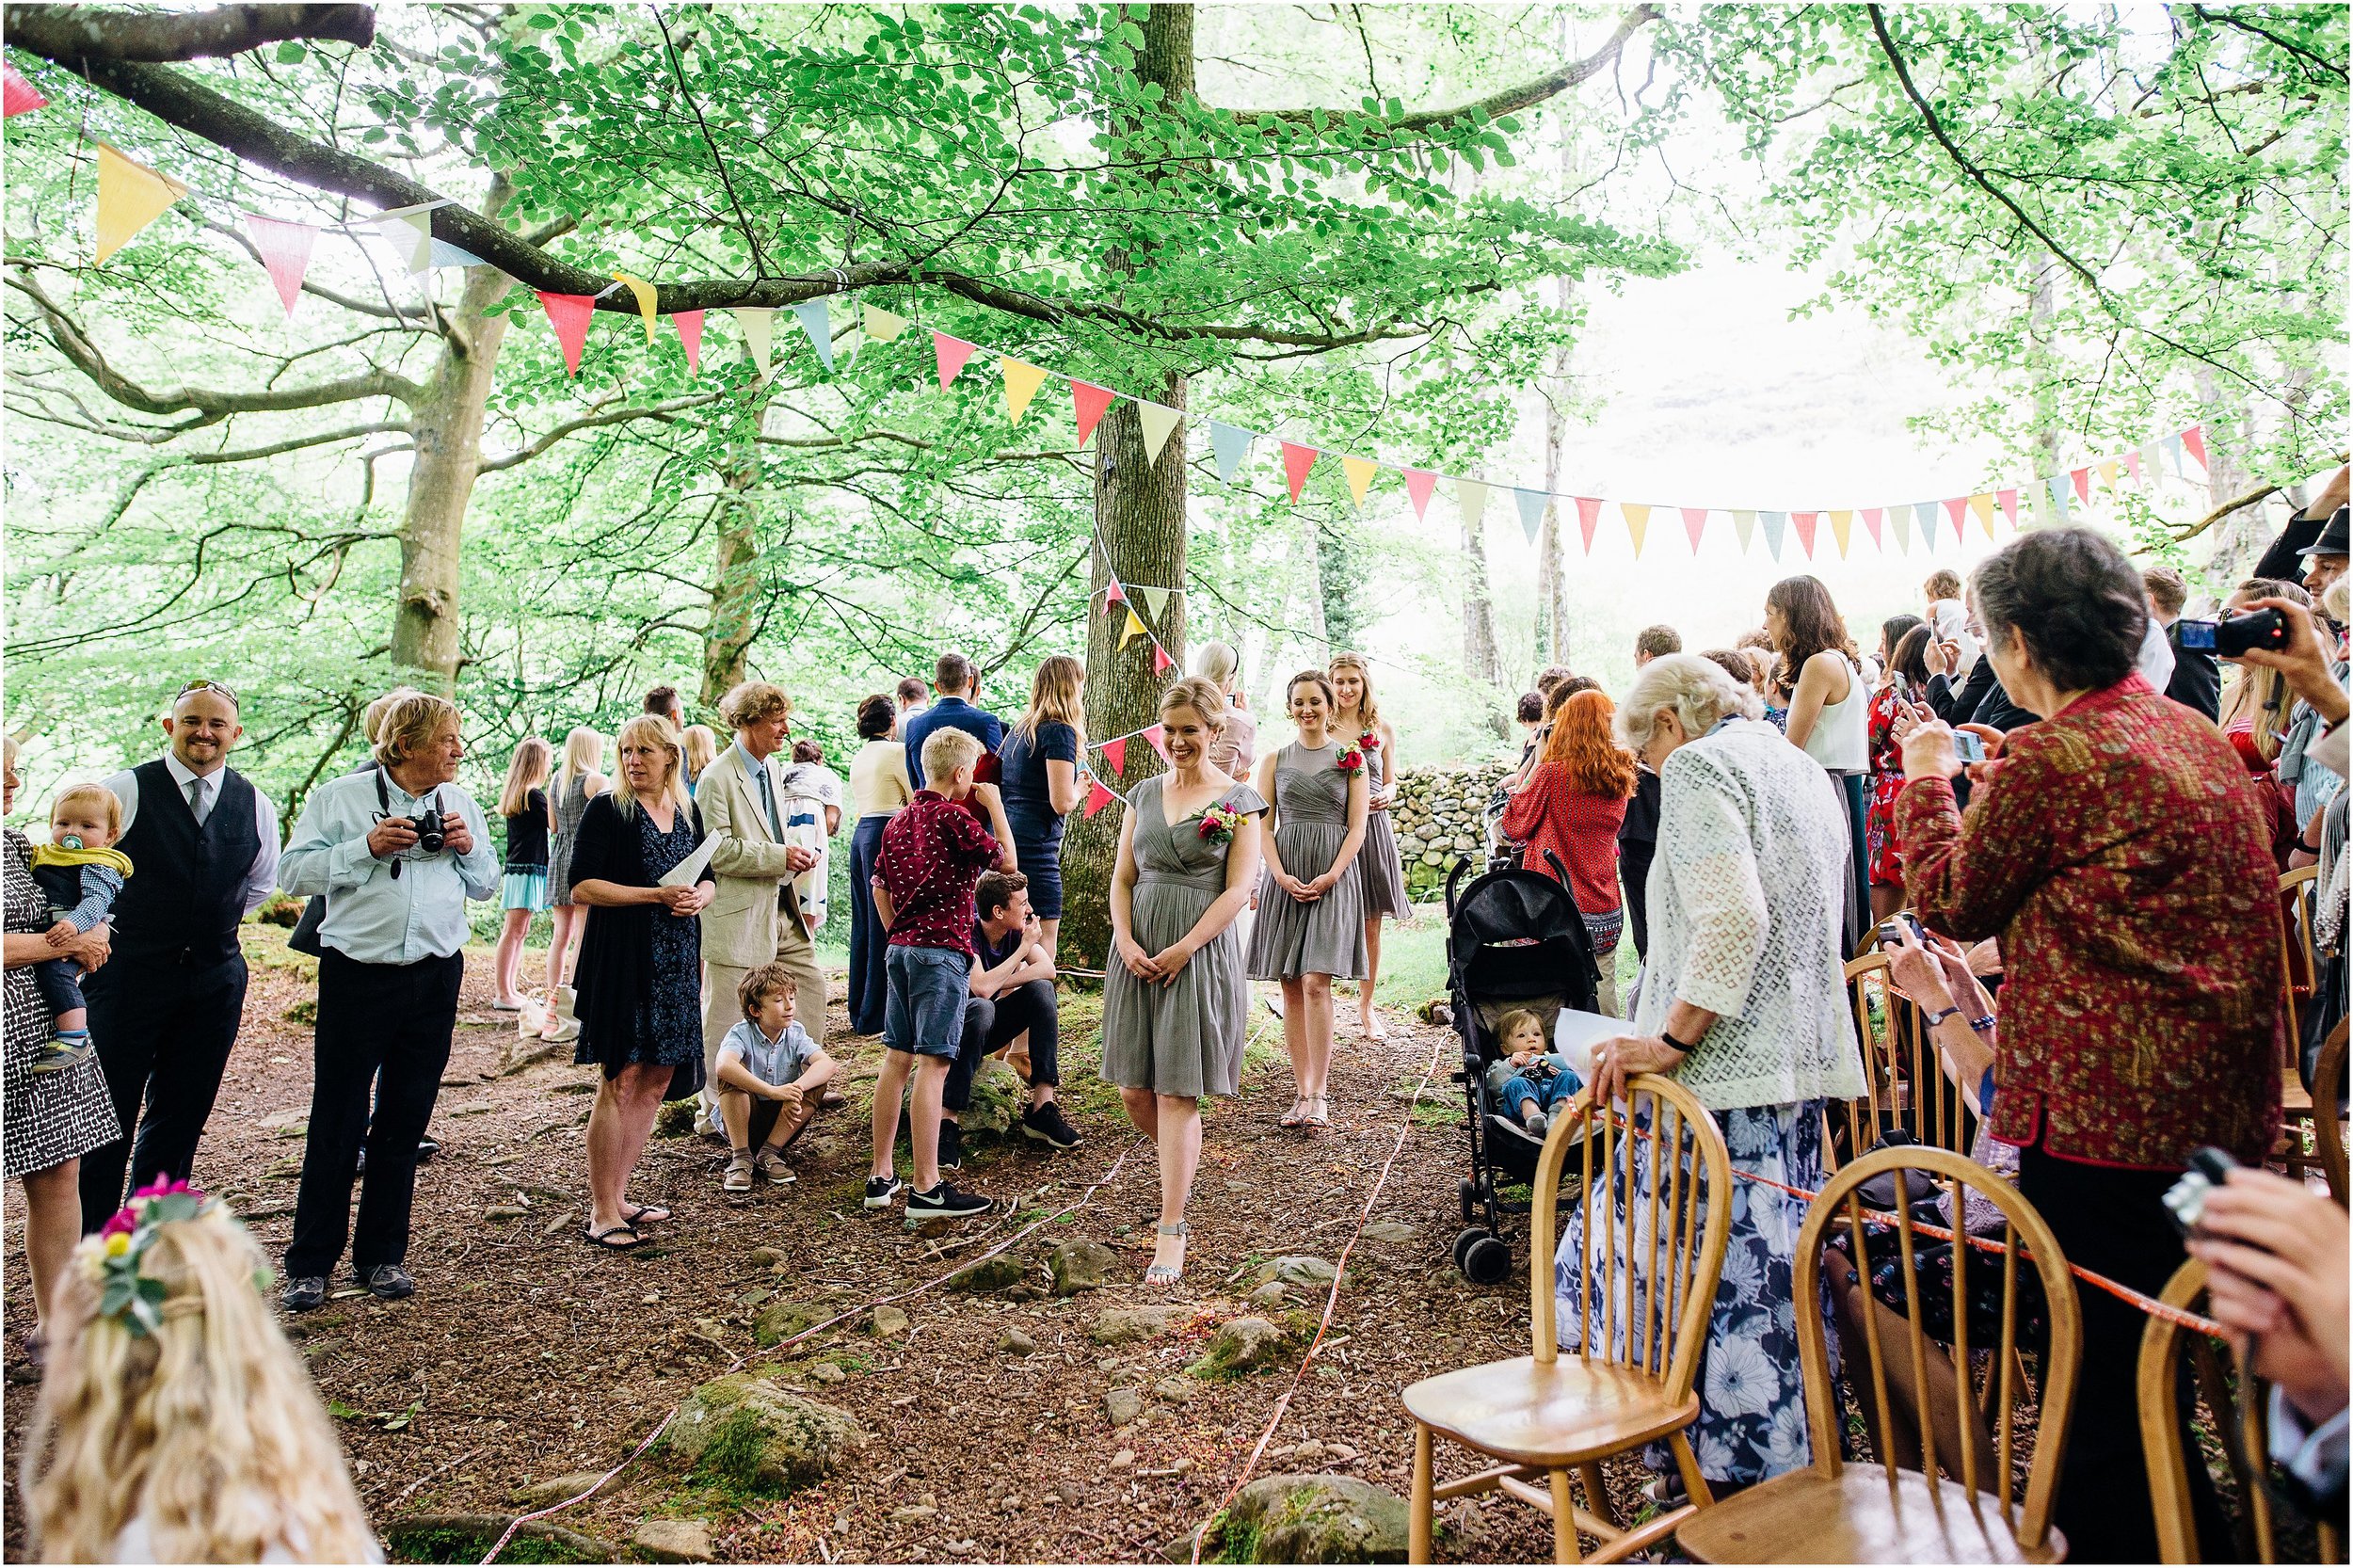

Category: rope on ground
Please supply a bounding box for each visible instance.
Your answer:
[1186,1027,1449,1564]
[479,1136,1144,1564]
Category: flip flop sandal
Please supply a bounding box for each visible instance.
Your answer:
[582,1223,643,1252]
[623,1204,671,1226]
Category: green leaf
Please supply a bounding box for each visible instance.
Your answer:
[275,40,306,64]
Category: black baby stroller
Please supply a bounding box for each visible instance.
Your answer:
[1442,851,1601,1285]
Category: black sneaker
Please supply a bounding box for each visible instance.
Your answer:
[863,1175,904,1209]
[359,1263,415,1301]
[1020,1100,1081,1150]
[416,1136,440,1162]
[904,1181,990,1220]
[936,1119,964,1173]
[282,1275,328,1313]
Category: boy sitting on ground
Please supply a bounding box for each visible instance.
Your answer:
[716,963,838,1191]
[946,871,1079,1159]
[1491,1008,1582,1149]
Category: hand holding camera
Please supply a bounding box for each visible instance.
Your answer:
[367,815,421,859]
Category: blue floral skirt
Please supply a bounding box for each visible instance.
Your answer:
[1555,1098,1830,1486]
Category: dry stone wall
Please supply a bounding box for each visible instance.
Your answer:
[1387,762,1510,897]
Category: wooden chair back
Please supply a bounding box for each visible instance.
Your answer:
[1531,1074,1731,1405]
[2137,1258,2292,1564]
[2317,1020,2349,1208]
[2280,865,2318,1046]
[1830,952,1978,1166]
[1792,1145,2082,1553]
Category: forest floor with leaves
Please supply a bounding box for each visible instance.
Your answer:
[4,925,1665,1564]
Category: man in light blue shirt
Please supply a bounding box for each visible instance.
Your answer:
[276,693,498,1313]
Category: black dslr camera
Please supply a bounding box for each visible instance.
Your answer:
[406,800,447,855]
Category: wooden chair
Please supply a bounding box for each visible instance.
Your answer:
[2315,1020,2348,1208]
[1829,952,1978,1170]
[1676,1146,2081,1564]
[2281,866,2319,1045]
[1403,1074,1731,1563]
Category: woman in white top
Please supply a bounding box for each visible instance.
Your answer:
[1582,654,1866,1497]
[845,694,914,1035]
[1769,574,1870,950]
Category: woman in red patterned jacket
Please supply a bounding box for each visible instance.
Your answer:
[1499,689,1637,1014]
[1894,526,2282,1565]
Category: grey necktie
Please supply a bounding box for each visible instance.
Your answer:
[186,775,211,825]
[754,760,781,839]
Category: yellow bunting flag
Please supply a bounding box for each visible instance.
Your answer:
[1457,479,1490,531]
[1136,401,1182,465]
[94,142,189,264]
[614,273,658,341]
[1000,358,1049,424]
[1622,502,1651,555]
[862,304,908,343]
[1732,510,1756,552]
[1341,456,1379,509]
[1829,510,1853,557]
[732,308,775,380]
[1121,607,1148,648]
[2095,460,2121,490]
[1969,492,1997,537]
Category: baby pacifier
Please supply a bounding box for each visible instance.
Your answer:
[58,834,84,851]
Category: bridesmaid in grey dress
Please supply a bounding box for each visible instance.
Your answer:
[1330,652,1407,1042]
[1246,670,1369,1131]
[1104,679,1265,1288]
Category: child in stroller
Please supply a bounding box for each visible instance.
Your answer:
[1485,1008,1583,1152]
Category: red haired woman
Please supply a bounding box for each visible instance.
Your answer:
[1499,690,1638,1014]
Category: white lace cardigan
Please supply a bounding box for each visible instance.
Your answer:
[1630,719,1867,1112]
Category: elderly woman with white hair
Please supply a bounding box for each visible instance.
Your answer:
[1571,654,1865,1497]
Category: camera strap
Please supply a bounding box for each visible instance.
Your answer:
[373,772,443,880]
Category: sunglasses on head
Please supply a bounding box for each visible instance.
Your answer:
[175,680,240,710]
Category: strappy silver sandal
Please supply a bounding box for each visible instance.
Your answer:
[1144,1221,1189,1288]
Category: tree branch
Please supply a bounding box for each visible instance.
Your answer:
[0,3,374,63]
[476,391,728,472]
[2171,454,2349,543]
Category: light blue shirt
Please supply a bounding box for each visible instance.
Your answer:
[279,769,500,965]
[718,1017,818,1087]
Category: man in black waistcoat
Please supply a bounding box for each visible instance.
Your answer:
[82,680,280,1226]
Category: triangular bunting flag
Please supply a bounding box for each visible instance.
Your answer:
[537,291,596,376]
[2181,424,2207,470]
[614,273,658,342]
[1457,479,1490,531]
[1682,507,1709,552]
[1516,488,1549,545]
[367,199,444,275]
[2095,458,2121,489]
[1760,510,1787,560]
[1139,586,1171,624]
[933,331,976,390]
[1105,580,1126,605]
[1209,422,1255,483]
[242,214,316,316]
[1121,608,1147,648]
[1890,505,1913,552]
[736,308,776,380]
[1862,507,1884,549]
[1152,643,1174,675]
[2161,432,2186,480]
[862,303,908,343]
[2123,450,2144,486]
[1000,358,1048,423]
[675,309,704,373]
[1101,737,1128,775]
[1997,488,2020,530]
[793,299,836,372]
[1403,469,1439,520]
[1915,502,1941,550]
[95,143,190,264]
[426,238,486,269]
[1942,498,1970,540]
[1144,724,1169,760]
[1622,502,1651,555]
[1138,403,1182,465]
[1969,492,1997,538]
[3,62,48,119]
[1342,456,1379,510]
[2045,476,2071,522]
[1827,510,1853,557]
[1792,511,1819,557]
[1575,496,1604,553]
[2070,467,2091,504]
[1083,778,1118,819]
[1281,441,1319,504]
[1072,381,1117,446]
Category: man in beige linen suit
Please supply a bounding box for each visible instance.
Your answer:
[697,681,828,1134]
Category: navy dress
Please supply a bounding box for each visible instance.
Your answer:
[568,793,712,1100]
[998,719,1079,920]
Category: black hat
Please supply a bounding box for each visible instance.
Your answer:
[2299,505,2349,559]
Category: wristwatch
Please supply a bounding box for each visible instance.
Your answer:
[1922,1004,1963,1028]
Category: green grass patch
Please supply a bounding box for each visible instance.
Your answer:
[1371,917,1449,1012]
[386,1524,604,1564]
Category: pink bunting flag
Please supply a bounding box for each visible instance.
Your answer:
[1792,511,1819,556]
[1152,643,1173,675]
[1281,442,1319,504]
[1072,381,1116,446]
[1997,488,2020,529]
[1943,497,1971,536]
[1144,724,1169,761]
[1574,497,1603,552]
[1082,779,1117,820]
[2070,468,2091,504]
[2181,425,2207,470]
[933,331,977,391]
[242,214,316,316]
[2122,451,2142,485]
[536,291,596,376]
[1105,580,1125,605]
[1101,737,1128,776]
[4,62,48,118]
[1402,469,1438,520]
[1862,507,1884,548]
[675,309,704,373]
[1681,507,1708,552]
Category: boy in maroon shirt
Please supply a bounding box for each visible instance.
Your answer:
[866,727,1006,1219]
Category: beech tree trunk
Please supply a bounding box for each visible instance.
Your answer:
[702,464,762,704]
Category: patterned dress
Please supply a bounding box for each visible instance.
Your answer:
[1863,681,1908,886]
[570,796,710,1096]
[3,828,120,1178]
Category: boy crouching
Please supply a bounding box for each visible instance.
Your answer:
[717,963,837,1191]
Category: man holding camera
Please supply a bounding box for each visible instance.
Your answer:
[277,693,498,1310]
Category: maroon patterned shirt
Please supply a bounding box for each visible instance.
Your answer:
[876,791,1001,956]
[1897,675,2282,1169]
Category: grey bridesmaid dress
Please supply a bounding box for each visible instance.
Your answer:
[1355,733,1411,919]
[1246,742,1369,981]
[1101,776,1269,1098]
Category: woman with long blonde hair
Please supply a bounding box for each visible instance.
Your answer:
[21,1188,378,1562]
[2218,578,2313,765]
[1499,689,1638,1015]
[541,727,609,1039]
[1328,653,1407,1040]
[998,654,1089,953]
[680,724,719,796]
[492,737,554,1011]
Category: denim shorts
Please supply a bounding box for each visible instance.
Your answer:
[885,945,969,1060]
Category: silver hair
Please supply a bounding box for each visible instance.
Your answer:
[1615,654,1745,751]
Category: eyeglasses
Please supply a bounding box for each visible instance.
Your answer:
[175,680,240,710]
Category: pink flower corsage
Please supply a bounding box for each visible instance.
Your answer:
[1335,745,1367,775]
[1198,803,1242,847]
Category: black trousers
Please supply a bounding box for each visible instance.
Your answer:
[286,949,462,1280]
[2017,1142,2222,1563]
[79,955,248,1230]
[945,980,1060,1112]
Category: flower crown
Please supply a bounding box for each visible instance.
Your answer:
[73,1178,264,1337]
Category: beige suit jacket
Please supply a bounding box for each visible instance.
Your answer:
[697,743,811,968]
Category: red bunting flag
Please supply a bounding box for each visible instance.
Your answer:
[536,291,596,376]
[242,214,316,316]
[1575,496,1603,552]
[1997,488,2020,529]
[2182,425,2207,469]
[1681,507,1708,552]
[675,309,704,373]
[1144,724,1168,760]
[1792,511,1819,556]
[1281,442,1319,504]
[933,331,976,390]
[2070,468,2091,504]
[1101,737,1128,776]
[1402,469,1438,520]
[1943,497,1971,536]
[3,62,46,118]
[1072,381,1116,446]
[1082,779,1117,819]
[1152,643,1173,674]
[1105,580,1125,605]
[1862,507,1884,548]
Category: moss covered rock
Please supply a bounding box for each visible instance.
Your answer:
[659,1373,865,1494]
[1211,1474,1409,1563]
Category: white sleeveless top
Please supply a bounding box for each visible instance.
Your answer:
[1801,656,1869,773]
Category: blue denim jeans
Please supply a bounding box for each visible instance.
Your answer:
[885,945,969,1059]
